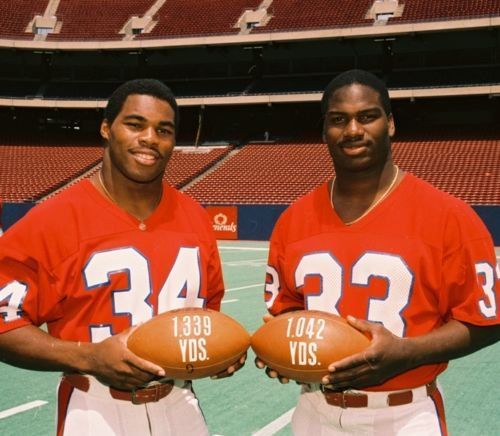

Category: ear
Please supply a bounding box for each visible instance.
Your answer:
[100,119,110,142]
[387,114,396,138]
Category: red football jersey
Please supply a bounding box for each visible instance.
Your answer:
[265,174,499,391]
[0,180,224,342]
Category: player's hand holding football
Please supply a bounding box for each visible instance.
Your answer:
[321,315,412,390]
[211,352,247,379]
[254,313,291,384]
[81,326,166,391]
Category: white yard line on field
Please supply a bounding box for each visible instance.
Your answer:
[252,408,295,436]
[225,284,263,293]
[218,246,269,251]
[0,400,48,420]
[222,258,267,266]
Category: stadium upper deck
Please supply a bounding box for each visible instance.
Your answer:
[0,0,498,45]
[0,0,498,109]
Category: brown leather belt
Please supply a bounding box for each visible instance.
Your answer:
[62,374,174,405]
[322,380,437,408]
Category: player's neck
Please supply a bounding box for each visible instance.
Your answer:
[330,161,402,224]
[94,169,163,223]
[334,161,397,197]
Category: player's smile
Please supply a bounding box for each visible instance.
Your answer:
[339,141,370,157]
[130,147,161,167]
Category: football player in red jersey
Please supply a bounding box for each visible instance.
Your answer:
[257,70,500,435]
[0,79,243,436]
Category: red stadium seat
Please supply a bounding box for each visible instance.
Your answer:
[183,139,499,205]
[1,0,499,41]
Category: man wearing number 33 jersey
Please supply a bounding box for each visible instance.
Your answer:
[0,79,242,436]
[260,70,500,435]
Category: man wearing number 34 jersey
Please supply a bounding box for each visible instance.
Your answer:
[0,79,242,436]
[259,70,500,436]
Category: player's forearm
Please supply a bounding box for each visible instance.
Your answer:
[404,320,500,368]
[0,325,92,373]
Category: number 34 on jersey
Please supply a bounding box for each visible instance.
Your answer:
[0,246,207,342]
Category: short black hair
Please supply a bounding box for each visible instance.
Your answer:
[104,78,179,129]
[321,69,391,116]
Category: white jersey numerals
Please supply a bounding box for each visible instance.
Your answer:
[268,251,500,336]
[158,247,204,311]
[0,281,28,322]
[293,251,412,337]
[84,248,153,325]
[295,252,343,314]
[352,253,413,337]
[475,262,497,318]
[265,265,280,308]
[83,246,202,342]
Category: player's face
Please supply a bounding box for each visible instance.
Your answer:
[323,84,395,174]
[100,94,176,184]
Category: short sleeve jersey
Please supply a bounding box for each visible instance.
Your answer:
[265,174,499,391]
[0,180,224,343]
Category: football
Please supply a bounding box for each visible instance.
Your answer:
[128,307,250,379]
[251,310,371,383]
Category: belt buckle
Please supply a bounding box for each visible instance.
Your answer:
[321,385,348,408]
[137,384,163,404]
[152,384,161,402]
[131,386,157,405]
[132,381,173,404]
[131,388,142,405]
[337,392,347,408]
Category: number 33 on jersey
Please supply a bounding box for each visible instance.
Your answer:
[265,176,499,341]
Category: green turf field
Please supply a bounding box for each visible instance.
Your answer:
[0,241,499,435]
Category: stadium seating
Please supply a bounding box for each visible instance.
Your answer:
[390,0,500,23]
[164,146,233,188]
[184,139,499,205]
[392,139,499,204]
[0,143,102,202]
[253,0,372,33]
[0,0,48,39]
[141,0,261,38]
[184,143,333,204]
[77,146,233,191]
[2,0,500,41]
[1,138,498,206]
[48,0,152,40]
[0,141,232,202]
